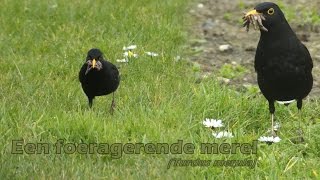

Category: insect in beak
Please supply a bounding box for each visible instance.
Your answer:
[243,9,268,32]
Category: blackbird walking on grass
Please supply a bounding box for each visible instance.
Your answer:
[79,48,120,114]
[244,2,313,136]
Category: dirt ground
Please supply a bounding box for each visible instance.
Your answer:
[188,0,320,98]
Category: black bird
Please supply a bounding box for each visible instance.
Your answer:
[244,2,313,136]
[79,48,120,113]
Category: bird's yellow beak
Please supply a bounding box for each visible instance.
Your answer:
[92,59,96,69]
[245,9,260,17]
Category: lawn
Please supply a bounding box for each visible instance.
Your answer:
[0,0,319,179]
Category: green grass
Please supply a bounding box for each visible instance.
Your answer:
[1,0,320,179]
[233,1,320,26]
[219,64,248,79]
[277,1,320,25]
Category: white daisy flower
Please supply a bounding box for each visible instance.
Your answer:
[123,45,137,51]
[212,119,224,128]
[212,131,233,138]
[123,51,138,58]
[116,59,128,63]
[202,119,224,128]
[258,136,281,144]
[203,118,214,127]
[145,51,159,57]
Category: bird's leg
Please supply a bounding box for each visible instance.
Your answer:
[270,113,277,137]
[289,99,305,144]
[298,109,303,131]
[297,99,302,117]
[291,109,305,144]
[88,97,93,108]
[297,99,305,142]
[268,100,276,137]
[110,92,116,115]
[297,99,304,130]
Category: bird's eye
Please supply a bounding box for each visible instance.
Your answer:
[267,8,274,15]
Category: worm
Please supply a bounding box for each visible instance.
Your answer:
[243,13,268,32]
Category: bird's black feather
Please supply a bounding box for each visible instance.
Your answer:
[245,2,313,138]
[253,2,313,112]
[79,48,120,110]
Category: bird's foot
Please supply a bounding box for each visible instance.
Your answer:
[88,98,93,108]
[267,123,280,137]
[272,121,281,136]
[270,130,277,137]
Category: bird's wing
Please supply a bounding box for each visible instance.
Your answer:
[254,40,313,74]
[102,60,120,81]
[300,43,313,69]
[79,64,88,83]
[287,42,314,76]
[254,45,264,72]
[110,63,120,82]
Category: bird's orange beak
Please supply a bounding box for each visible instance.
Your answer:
[92,59,96,69]
[245,9,260,17]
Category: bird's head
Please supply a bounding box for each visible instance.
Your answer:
[85,48,103,75]
[244,2,287,32]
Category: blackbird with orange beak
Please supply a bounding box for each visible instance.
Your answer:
[79,48,120,114]
[243,2,313,139]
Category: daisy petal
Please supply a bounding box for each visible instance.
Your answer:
[212,131,233,138]
[116,59,128,63]
[202,118,224,128]
[123,45,137,51]
[145,51,159,57]
[258,136,281,144]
